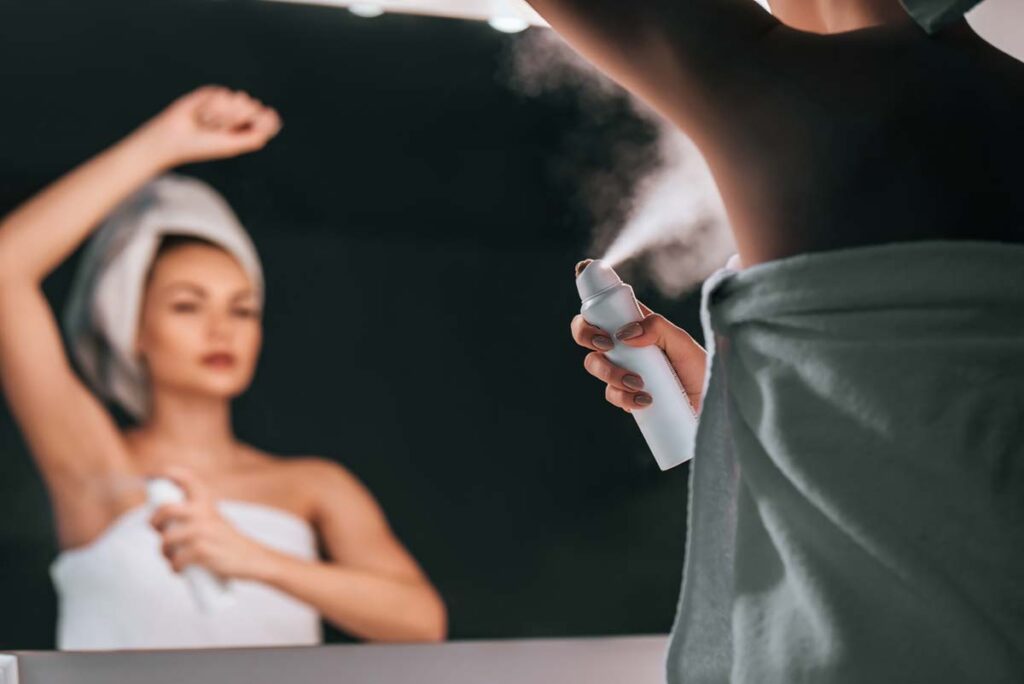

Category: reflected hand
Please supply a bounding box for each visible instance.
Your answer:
[137,85,282,168]
[148,466,278,582]
[571,300,707,413]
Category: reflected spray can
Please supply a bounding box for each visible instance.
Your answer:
[575,259,696,470]
[146,477,234,613]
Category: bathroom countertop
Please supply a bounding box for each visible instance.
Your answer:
[0,634,668,684]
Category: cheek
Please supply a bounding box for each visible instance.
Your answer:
[140,313,204,362]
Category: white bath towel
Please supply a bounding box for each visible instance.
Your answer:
[51,499,321,650]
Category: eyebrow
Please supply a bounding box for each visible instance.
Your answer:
[163,282,257,300]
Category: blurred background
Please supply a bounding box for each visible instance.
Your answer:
[0,0,704,648]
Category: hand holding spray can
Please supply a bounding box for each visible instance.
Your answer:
[575,259,697,470]
[146,477,234,613]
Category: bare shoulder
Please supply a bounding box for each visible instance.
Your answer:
[217,446,365,520]
[282,456,364,492]
[270,455,380,518]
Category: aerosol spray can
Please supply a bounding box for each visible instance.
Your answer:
[575,259,697,470]
[146,477,234,613]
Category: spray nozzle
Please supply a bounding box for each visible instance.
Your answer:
[575,258,624,301]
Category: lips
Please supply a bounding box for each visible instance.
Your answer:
[201,352,236,368]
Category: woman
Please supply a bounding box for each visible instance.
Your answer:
[0,86,446,649]
[542,0,1023,682]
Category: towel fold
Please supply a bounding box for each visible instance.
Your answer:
[900,0,983,33]
[667,240,1024,683]
[62,174,264,420]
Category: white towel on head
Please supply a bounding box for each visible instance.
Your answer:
[62,174,264,420]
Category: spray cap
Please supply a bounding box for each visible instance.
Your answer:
[146,477,186,506]
[575,259,623,301]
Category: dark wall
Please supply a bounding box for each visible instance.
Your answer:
[0,0,703,648]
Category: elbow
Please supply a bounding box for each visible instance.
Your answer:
[403,590,447,643]
[416,593,448,643]
[0,249,35,288]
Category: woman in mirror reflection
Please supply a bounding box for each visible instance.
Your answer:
[0,86,446,650]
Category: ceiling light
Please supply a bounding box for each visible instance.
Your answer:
[488,15,529,33]
[349,3,385,17]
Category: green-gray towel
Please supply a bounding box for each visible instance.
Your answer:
[666,240,1024,683]
[900,0,984,33]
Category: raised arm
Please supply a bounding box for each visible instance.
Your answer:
[524,0,779,137]
[0,87,281,542]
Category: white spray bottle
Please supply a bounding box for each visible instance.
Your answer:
[576,259,697,470]
[146,477,234,613]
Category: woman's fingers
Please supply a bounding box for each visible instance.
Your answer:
[149,502,193,531]
[605,384,653,413]
[613,311,708,411]
[193,86,234,127]
[146,84,283,165]
[193,88,280,145]
[617,311,705,371]
[571,314,613,351]
[242,107,283,144]
[160,521,206,548]
[195,88,247,127]
[584,351,646,392]
[158,522,209,571]
[167,540,209,573]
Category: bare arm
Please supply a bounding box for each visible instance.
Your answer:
[0,87,281,541]
[261,461,447,642]
[523,0,779,136]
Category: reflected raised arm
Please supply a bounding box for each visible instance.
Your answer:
[0,87,281,547]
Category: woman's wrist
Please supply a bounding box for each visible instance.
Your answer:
[119,123,180,176]
[248,546,302,586]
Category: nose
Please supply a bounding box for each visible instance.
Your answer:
[205,309,235,343]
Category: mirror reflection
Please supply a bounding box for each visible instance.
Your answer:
[0,0,697,651]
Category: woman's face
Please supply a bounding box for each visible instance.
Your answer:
[136,242,263,404]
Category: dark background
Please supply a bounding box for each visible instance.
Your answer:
[0,0,704,648]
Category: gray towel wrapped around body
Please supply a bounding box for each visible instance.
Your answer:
[900,0,984,33]
[666,240,1024,683]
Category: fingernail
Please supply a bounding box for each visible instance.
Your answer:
[623,374,644,391]
[593,335,614,350]
[616,322,643,341]
[634,393,653,406]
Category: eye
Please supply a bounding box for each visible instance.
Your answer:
[232,307,261,319]
[171,301,200,313]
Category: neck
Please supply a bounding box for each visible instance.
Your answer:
[819,0,913,32]
[773,0,915,33]
[128,389,240,476]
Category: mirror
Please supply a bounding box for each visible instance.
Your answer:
[0,0,699,651]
